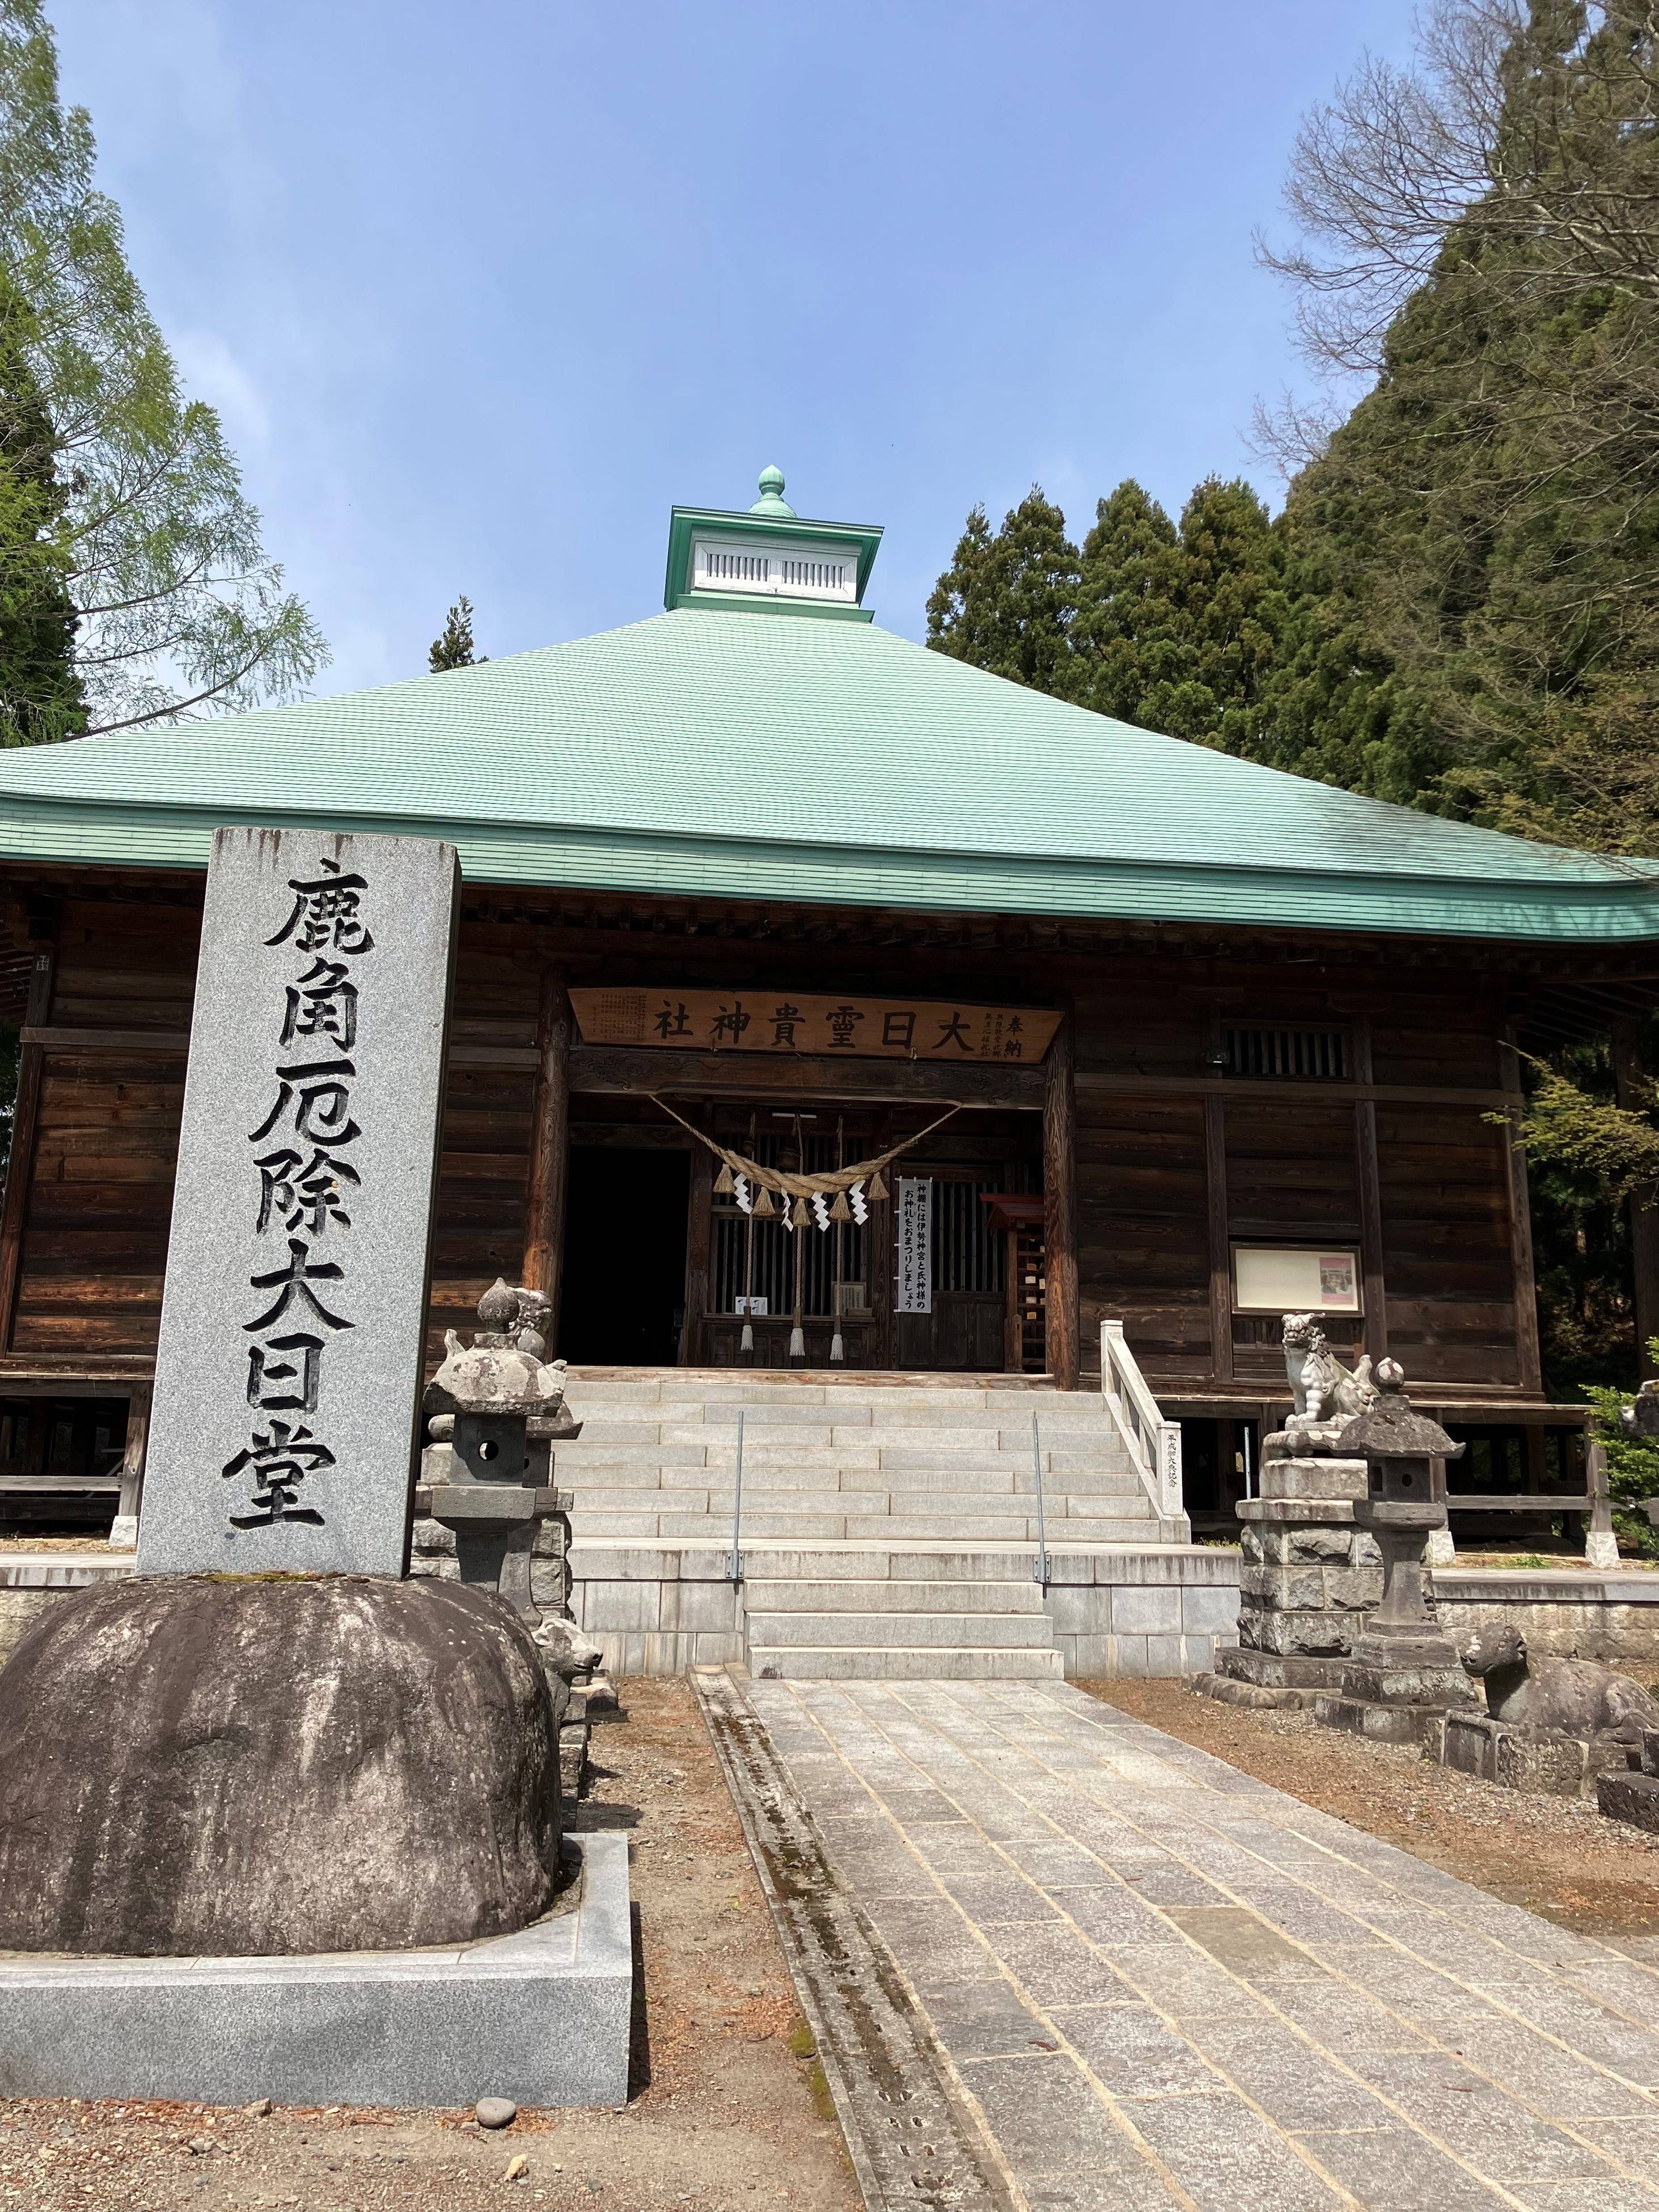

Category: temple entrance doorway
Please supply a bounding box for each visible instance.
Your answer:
[695,1105,1042,1372]
[557,1146,689,1366]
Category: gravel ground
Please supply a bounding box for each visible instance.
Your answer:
[1084,1676,1659,1940]
[0,1679,858,2212]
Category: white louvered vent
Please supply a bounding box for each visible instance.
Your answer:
[691,533,857,604]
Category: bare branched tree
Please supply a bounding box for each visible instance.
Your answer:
[1259,2,1659,381]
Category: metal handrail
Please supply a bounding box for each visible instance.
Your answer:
[1101,1319,1186,1531]
[727,1407,746,1585]
[1031,1411,1051,1589]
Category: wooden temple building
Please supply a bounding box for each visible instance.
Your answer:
[0,466,1655,1558]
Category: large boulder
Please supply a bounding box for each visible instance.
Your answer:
[0,1574,563,1957]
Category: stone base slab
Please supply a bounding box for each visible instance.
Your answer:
[1191,1672,1319,1711]
[0,1834,630,2110]
[1314,1694,1449,1750]
[1598,1769,1659,1832]
[1340,1656,1478,1709]
[1442,1712,1626,1798]
[1214,1647,1352,1691]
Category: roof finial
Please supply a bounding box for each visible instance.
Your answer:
[750,464,795,519]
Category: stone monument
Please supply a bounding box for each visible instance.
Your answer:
[0,829,569,1957]
[138,828,456,1576]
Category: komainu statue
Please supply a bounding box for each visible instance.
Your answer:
[1283,1312,1378,1430]
[1461,1622,1659,1750]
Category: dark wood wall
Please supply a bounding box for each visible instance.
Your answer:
[1066,968,1525,1395]
[0,876,1543,1403]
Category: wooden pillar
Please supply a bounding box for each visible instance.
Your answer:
[869,1107,894,1371]
[680,1145,713,1367]
[521,971,572,1347]
[1204,1093,1233,1384]
[1043,1016,1080,1390]
[1004,1226,1022,1375]
[1351,1019,1389,1370]
[117,1382,151,1525]
[1614,1021,1659,1381]
[1500,1021,1544,1394]
[0,942,55,1353]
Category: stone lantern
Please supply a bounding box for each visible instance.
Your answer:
[1317,1359,1479,1742]
[417,1280,581,1628]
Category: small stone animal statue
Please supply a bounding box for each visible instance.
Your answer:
[532,1612,604,1685]
[1461,1622,1659,1748]
[1282,1312,1378,1429]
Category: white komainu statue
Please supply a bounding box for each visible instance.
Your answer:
[1282,1311,1378,1429]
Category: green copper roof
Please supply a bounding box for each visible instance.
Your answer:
[0,609,1654,940]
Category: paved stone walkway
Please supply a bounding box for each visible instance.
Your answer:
[746,1675,1659,2212]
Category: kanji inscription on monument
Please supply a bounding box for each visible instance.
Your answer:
[137,828,459,1577]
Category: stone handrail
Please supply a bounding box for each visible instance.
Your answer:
[1101,1319,1186,1533]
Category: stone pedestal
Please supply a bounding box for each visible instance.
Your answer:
[1315,1635,1479,1748]
[1448,1711,1630,1797]
[1205,1432,1381,1706]
[1598,1725,1659,1830]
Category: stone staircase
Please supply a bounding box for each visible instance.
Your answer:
[556,1370,1173,1550]
[740,1552,1064,1680]
[552,1369,1188,1680]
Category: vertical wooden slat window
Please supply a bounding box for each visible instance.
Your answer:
[933,1178,1006,1295]
[1224,1027,1348,1081]
[711,1132,866,1317]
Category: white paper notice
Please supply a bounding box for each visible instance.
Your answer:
[896,1178,933,1314]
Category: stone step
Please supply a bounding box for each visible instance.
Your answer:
[747,1609,1055,1650]
[744,1577,1048,1614]
[749,1645,1066,1681]
[557,1447,1139,1483]
[569,1541,1194,1580]
[568,1486,1160,1524]
[567,1377,1018,1409]
[562,1470,1150,1503]
[570,1504,1167,1539]
[558,1455,1136,1495]
[564,1407,1124,1432]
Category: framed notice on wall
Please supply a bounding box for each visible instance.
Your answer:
[1233,1245,1361,1314]
[896,1178,933,1314]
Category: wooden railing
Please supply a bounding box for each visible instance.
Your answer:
[1440,1437,1618,1568]
[1101,1320,1186,1533]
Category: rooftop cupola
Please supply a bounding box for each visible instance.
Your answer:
[663,467,882,623]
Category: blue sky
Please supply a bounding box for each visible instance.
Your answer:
[52,1,1417,700]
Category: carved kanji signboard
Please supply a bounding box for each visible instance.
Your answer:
[570,988,1060,1064]
[137,828,458,1577]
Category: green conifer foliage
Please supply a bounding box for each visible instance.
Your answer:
[428,594,483,673]
[1065,481,1185,723]
[929,477,1286,755]
[0,273,79,745]
[1170,478,1287,754]
[1255,0,1659,851]
[925,490,1079,693]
